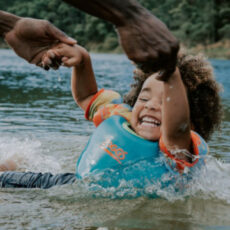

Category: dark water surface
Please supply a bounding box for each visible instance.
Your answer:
[1,49,230,230]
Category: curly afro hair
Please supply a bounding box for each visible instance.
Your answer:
[124,51,223,141]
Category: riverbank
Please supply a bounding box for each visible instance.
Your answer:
[1,39,230,59]
[188,40,230,59]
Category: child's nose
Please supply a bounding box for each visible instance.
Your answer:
[145,99,161,110]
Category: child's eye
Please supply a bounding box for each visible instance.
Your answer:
[139,98,148,102]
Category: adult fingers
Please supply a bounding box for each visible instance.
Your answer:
[155,70,171,82]
[136,50,178,74]
[50,57,62,70]
[46,50,56,59]
[45,21,77,45]
[42,49,61,68]
[42,55,62,70]
[43,56,52,66]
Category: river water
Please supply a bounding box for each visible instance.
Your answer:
[0,49,230,230]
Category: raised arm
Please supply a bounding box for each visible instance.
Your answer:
[0,10,76,68]
[159,68,191,154]
[0,11,20,36]
[1,0,179,73]
[47,43,97,111]
[71,47,98,110]
[64,0,179,73]
[63,0,141,25]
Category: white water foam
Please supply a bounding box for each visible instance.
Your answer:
[0,135,62,173]
[186,155,230,203]
[1,135,230,203]
[60,154,230,202]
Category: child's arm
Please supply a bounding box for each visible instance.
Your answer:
[160,68,191,154]
[47,44,98,111]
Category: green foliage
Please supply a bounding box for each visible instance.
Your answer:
[2,0,230,51]
[219,25,230,39]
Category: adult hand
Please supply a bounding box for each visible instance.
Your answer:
[155,69,176,82]
[117,12,179,74]
[4,17,76,69]
[63,0,179,73]
[43,43,88,68]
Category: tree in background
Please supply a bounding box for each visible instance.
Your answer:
[2,0,230,52]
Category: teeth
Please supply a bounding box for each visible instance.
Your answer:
[141,117,161,126]
[141,122,158,127]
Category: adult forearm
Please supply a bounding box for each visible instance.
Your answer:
[0,11,20,37]
[64,0,179,73]
[63,0,146,26]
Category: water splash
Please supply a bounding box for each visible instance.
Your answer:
[0,135,61,173]
[1,135,230,204]
[186,155,230,203]
[50,154,230,203]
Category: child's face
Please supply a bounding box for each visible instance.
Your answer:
[130,74,163,141]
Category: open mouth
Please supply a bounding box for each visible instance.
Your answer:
[139,116,161,128]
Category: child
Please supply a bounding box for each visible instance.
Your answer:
[0,44,222,189]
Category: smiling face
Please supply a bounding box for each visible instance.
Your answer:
[130,74,163,141]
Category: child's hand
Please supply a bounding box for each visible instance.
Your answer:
[43,43,88,68]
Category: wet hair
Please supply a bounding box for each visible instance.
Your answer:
[124,51,223,141]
